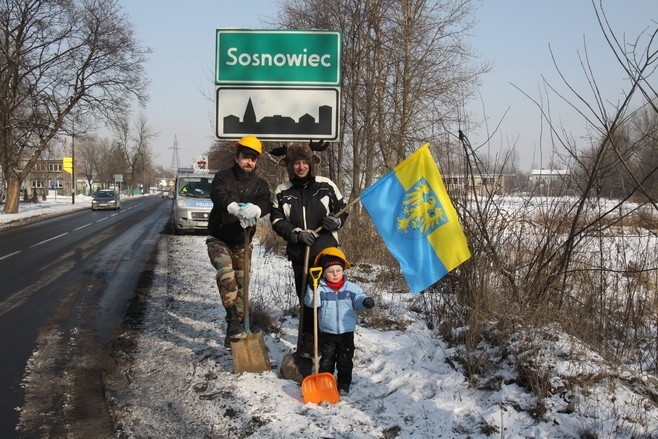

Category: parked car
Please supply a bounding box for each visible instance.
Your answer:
[91,189,121,211]
[170,171,213,233]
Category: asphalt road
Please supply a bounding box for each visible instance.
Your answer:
[0,195,172,437]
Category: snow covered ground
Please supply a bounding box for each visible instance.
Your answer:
[3,197,658,438]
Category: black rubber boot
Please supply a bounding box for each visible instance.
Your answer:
[298,333,314,359]
[224,305,245,348]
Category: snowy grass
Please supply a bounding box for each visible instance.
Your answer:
[105,232,658,438]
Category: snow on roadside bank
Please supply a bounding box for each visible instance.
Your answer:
[0,197,91,229]
[104,234,658,438]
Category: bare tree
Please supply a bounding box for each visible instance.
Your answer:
[628,104,658,201]
[77,134,112,195]
[121,114,156,194]
[0,0,149,213]
[274,0,486,201]
[442,0,658,387]
[99,140,128,188]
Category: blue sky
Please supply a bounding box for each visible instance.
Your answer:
[469,0,657,169]
[118,0,657,171]
[119,0,279,169]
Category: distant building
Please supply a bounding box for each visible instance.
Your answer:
[529,169,570,196]
[23,159,67,198]
[22,158,90,199]
[443,173,513,196]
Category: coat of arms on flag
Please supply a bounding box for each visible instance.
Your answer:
[397,178,448,236]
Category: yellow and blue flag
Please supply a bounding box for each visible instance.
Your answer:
[360,144,471,294]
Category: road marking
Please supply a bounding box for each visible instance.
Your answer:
[73,223,93,231]
[0,250,20,261]
[0,259,75,316]
[30,232,69,248]
[96,217,109,222]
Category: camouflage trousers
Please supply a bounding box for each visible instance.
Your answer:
[206,237,246,316]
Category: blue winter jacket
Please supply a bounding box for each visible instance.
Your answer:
[304,277,369,335]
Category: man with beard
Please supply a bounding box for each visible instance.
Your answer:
[206,136,271,347]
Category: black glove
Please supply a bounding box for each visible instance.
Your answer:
[297,229,319,246]
[322,215,341,231]
[363,297,375,309]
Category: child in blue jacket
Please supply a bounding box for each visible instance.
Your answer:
[304,247,375,394]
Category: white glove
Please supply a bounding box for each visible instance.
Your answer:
[227,202,241,215]
[241,217,256,228]
[234,203,257,228]
[229,202,259,228]
[239,217,254,228]
[241,203,261,220]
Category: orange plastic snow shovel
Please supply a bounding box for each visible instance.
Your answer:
[301,267,340,404]
[231,228,271,374]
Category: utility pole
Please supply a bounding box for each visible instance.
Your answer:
[70,110,87,204]
[71,120,76,204]
[170,135,180,174]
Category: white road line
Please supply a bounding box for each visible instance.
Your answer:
[73,223,93,231]
[0,259,75,316]
[30,232,69,248]
[0,250,20,261]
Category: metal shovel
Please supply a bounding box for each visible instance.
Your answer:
[301,267,340,404]
[231,227,271,374]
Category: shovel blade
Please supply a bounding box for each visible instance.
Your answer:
[301,372,341,404]
[231,333,271,374]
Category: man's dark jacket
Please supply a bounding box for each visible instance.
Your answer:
[208,163,271,247]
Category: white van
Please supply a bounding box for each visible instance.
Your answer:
[170,170,214,233]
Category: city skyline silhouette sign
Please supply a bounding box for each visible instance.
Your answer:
[215,30,341,86]
[215,86,340,141]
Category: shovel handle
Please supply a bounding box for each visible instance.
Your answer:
[310,266,323,374]
[243,226,251,334]
[309,267,322,288]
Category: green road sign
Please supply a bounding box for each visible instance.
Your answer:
[216,30,342,86]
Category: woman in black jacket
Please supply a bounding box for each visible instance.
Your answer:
[270,142,348,358]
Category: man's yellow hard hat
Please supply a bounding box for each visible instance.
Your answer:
[236,135,263,155]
